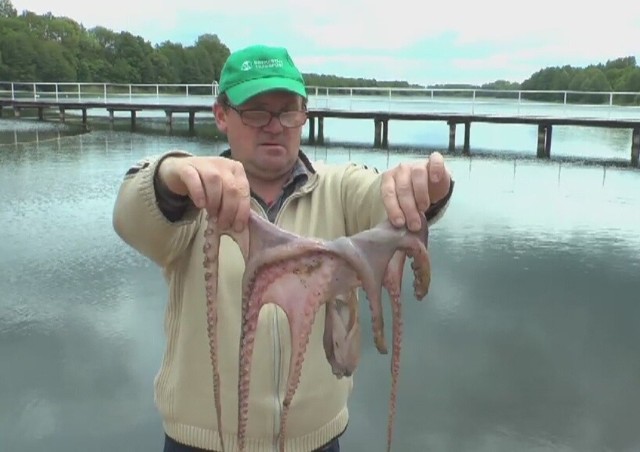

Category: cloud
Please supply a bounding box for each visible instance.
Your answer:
[296,54,429,81]
[288,1,446,51]
[9,0,640,85]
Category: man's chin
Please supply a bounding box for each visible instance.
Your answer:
[252,153,296,177]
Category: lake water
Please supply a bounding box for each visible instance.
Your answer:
[1,114,639,452]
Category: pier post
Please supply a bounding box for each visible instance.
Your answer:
[374,119,381,148]
[130,111,136,129]
[37,107,44,121]
[448,121,456,152]
[536,124,551,158]
[545,125,553,158]
[632,127,640,167]
[381,119,389,149]
[463,122,470,155]
[58,107,65,122]
[317,117,324,145]
[165,111,173,128]
[82,109,87,126]
[307,116,316,144]
[108,110,115,123]
[537,125,544,157]
[188,112,195,133]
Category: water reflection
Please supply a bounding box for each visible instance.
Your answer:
[0,118,87,146]
[339,155,640,451]
[0,128,639,452]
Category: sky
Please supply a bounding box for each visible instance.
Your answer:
[11,0,640,86]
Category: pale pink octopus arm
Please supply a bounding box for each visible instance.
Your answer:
[204,210,431,452]
[320,219,431,452]
[323,290,362,378]
[223,214,343,452]
[323,218,430,355]
[381,236,431,452]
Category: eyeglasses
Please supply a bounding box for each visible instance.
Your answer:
[224,103,308,128]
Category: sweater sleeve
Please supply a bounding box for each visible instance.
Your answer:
[340,163,454,236]
[112,151,203,268]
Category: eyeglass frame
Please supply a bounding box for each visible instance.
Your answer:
[222,101,308,129]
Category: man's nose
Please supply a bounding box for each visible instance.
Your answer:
[262,114,284,133]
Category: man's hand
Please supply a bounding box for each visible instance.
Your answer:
[158,156,251,232]
[380,152,451,232]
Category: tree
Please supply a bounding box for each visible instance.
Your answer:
[0,0,16,17]
[0,4,639,106]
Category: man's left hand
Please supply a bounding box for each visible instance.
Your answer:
[380,151,451,232]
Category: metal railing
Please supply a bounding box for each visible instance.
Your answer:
[1,81,639,119]
[0,82,219,103]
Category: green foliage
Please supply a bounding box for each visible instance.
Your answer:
[0,0,639,106]
[520,57,640,105]
[0,0,16,17]
[0,1,230,84]
[303,72,423,94]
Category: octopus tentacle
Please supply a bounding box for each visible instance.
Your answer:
[341,223,417,354]
[202,217,226,452]
[323,290,361,378]
[383,251,407,452]
[399,232,430,300]
[235,255,299,451]
[236,280,265,452]
[236,250,338,452]
[242,242,329,292]
[325,236,390,354]
[276,254,335,452]
[203,209,432,452]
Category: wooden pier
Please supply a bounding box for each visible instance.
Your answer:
[0,99,210,132]
[306,111,640,167]
[1,99,639,167]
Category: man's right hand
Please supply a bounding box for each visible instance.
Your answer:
[158,156,251,232]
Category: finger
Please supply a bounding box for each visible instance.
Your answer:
[394,164,421,231]
[215,173,240,231]
[428,152,445,184]
[216,160,251,231]
[231,163,251,232]
[410,163,430,213]
[427,152,450,203]
[381,173,403,227]
[180,162,207,209]
[201,167,223,220]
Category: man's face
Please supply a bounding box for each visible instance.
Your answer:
[214,90,307,182]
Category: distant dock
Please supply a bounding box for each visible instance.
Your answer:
[305,109,640,167]
[1,81,640,167]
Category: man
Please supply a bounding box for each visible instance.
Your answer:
[113,44,454,452]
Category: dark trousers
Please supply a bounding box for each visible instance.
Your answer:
[163,434,340,452]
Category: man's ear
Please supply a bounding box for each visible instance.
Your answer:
[213,102,228,133]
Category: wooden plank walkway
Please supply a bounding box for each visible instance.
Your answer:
[1,99,639,167]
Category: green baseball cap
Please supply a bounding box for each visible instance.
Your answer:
[218,45,307,105]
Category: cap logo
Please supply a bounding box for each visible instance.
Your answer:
[240,58,284,72]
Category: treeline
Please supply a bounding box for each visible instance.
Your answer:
[0,0,418,90]
[303,73,424,95]
[1,0,639,105]
[519,58,640,104]
[0,0,229,87]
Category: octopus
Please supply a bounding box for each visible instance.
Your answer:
[202,210,431,452]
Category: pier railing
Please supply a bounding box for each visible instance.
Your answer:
[0,81,219,103]
[1,81,640,120]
